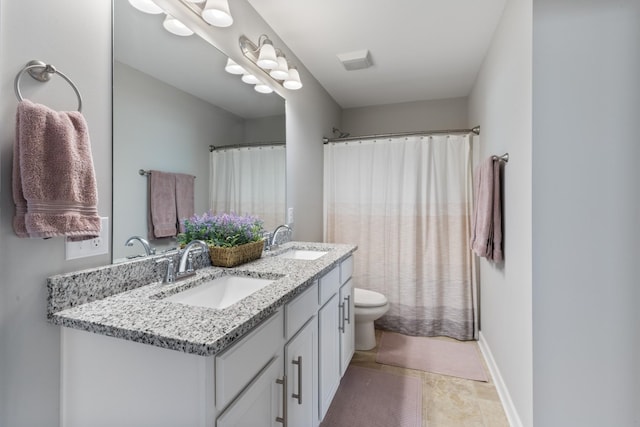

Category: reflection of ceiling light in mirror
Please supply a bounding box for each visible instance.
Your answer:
[128,0,163,14]
[225,58,246,75]
[162,14,194,36]
[257,40,278,69]
[241,74,260,84]
[202,0,233,27]
[239,34,302,90]
[269,56,289,80]
[283,67,303,90]
[254,84,273,94]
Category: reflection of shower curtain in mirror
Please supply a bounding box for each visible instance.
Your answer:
[209,145,286,231]
[324,134,478,340]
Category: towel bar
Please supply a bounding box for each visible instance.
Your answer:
[14,60,83,112]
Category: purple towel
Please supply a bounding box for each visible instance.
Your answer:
[148,170,177,238]
[12,100,100,240]
[175,173,195,233]
[470,157,503,262]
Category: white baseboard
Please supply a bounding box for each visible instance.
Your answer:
[478,332,524,427]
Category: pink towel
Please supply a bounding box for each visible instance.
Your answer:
[470,157,503,262]
[148,170,177,238]
[175,173,195,233]
[12,100,100,239]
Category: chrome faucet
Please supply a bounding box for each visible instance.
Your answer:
[176,240,209,280]
[269,224,292,248]
[125,236,155,256]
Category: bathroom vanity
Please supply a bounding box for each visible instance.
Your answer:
[48,242,356,427]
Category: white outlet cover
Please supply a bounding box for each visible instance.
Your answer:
[65,217,109,260]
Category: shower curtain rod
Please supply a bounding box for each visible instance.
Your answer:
[322,126,480,143]
[209,141,285,152]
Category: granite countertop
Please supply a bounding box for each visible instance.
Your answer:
[48,242,356,356]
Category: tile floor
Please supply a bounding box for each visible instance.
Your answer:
[349,330,510,427]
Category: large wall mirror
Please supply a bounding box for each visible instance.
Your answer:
[113,0,286,262]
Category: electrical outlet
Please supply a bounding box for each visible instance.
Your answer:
[65,217,109,260]
[287,207,294,224]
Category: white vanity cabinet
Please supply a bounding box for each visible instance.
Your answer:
[216,354,284,427]
[57,251,356,427]
[218,281,318,427]
[284,317,317,427]
[317,255,355,421]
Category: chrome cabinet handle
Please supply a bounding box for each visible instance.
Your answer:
[292,356,303,405]
[276,375,287,426]
[344,295,351,324]
[338,302,345,332]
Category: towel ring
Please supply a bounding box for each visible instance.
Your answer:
[14,60,83,112]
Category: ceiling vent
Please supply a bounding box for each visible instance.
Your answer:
[337,49,373,71]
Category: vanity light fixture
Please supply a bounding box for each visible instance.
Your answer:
[128,0,234,30]
[239,34,303,90]
[128,0,163,14]
[162,14,194,36]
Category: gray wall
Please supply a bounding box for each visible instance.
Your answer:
[0,0,339,425]
[468,0,533,426]
[0,0,113,425]
[113,62,241,259]
[342,97,468,136]
[532,0,640,425]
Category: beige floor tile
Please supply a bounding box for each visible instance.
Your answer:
[348,329,509,427]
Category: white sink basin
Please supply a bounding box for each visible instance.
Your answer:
[164,275,274,310]
[277,249,328,260]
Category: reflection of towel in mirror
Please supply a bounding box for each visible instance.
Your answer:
[175,173,195,233]
[148,170,177,238]
[470,157,503,262]
[12,99,101,239]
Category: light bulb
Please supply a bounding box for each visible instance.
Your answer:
[162,15,193,36]
[128,0,163,14]
[202,0,233,27]
[257,41,278,69]
[224,58,246,75]
[283,67,303,90]
[254,84,274,94]
[241,74,260,84]
[269,56,289,80]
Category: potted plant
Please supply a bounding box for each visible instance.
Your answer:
[177,211,265,267]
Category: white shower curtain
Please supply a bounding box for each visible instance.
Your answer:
[209,145,286,231]
[324,134,478,340]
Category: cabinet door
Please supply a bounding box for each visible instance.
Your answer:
[317,293,341,420]
[339,278,355,376]
[285,317,317,427]
[217,353,285,427]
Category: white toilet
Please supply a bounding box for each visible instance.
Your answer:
[353,287,389,351]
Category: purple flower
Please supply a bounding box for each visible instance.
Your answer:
[177,211,264,247]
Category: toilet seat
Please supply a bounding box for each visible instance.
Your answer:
[354,288,388,308]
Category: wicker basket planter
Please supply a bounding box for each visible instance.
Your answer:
[208,240,264,267]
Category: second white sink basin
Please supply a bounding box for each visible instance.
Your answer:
[277,249,328,260]
[164,275,274,310]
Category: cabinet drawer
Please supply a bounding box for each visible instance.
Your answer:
[215,309,284,411]
[340,255,354,285]
[318,265,340,306]
[285,281,318,340]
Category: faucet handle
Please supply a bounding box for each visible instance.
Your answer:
[155,257,175,283]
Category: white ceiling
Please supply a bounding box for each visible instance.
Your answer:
[247,0,507,108]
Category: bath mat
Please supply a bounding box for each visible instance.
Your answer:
[320,365,422,427]
[376,331,488,382]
